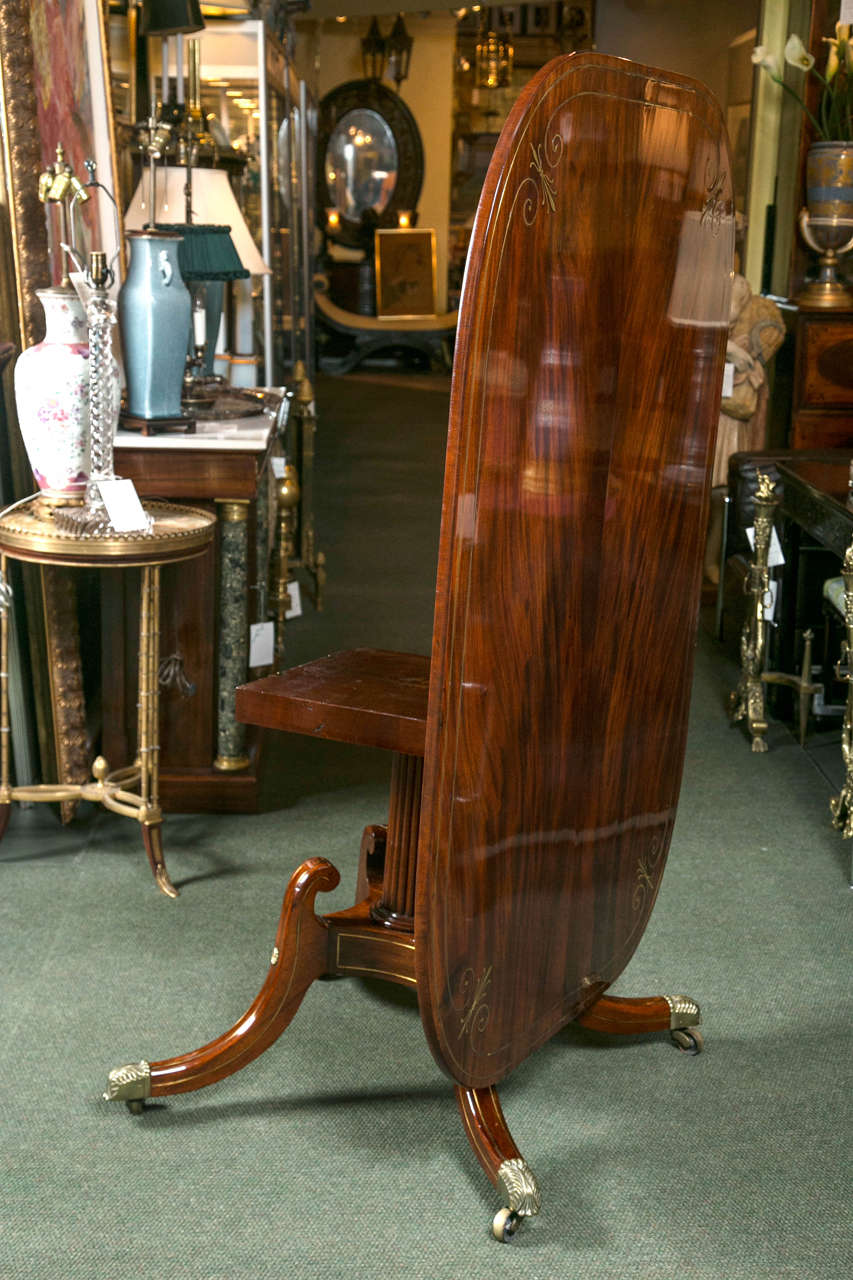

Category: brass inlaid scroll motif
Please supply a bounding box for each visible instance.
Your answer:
[457,965,493,1039]
[700,159,727,233]
[521,127,564,226]
[632,835,663,912]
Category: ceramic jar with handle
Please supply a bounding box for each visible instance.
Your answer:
[13,287,96,500]
[119,229,190,420]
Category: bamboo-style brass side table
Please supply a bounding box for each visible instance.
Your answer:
[0,497,216,897]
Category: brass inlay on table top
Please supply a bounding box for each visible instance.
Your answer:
[0,497,215,564]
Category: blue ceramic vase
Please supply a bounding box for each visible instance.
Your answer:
[119,230,190,419]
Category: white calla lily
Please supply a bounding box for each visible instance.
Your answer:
[751,46,780,76]
[785,34,815,71]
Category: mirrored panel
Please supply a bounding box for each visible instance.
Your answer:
[324,108,398,223]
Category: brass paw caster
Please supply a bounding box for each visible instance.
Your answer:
[492,1207,522,1242]
[671,1027,704,1054]
[103,1060,151,1109]
[491,1156,540,1241]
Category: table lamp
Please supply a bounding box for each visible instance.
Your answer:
[155,222,248,378]
[125,166,269,385]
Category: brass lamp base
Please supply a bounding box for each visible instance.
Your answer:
[795,276,853,310]
[797,208,853,310]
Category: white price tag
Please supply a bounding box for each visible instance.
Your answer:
[745,526,785,568]
[722,362,735,398]
[765,578,779,623]
[841,0,853,26]
[286,580,302,620]
[271,456,286,478]
[249,621,274,668]
[97,479,150,533]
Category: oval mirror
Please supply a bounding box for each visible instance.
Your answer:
[324,108,398,223]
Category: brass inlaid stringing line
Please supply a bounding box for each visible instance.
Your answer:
[334,933,417,985]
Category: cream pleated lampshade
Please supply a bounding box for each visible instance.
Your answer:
[125,166,269,276]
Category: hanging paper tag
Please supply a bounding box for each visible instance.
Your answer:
[841,0,853,26]
[249,621,275,668]
[286,580,302,620]
[745,525,785,568]
[97,479,150,533]
[271,456,286,478]
[722,362,735,397]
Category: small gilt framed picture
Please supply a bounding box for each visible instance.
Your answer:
[375,228,437,318]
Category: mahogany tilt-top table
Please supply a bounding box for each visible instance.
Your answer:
[0,496,215,896]
[105,51,733,1240]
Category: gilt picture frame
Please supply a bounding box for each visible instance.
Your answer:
[0,0,122,345]
[0,0,122,798]
[375,228,437,319]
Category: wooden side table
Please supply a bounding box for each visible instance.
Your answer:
[0,497,215,896]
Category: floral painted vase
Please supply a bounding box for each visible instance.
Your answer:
[14,288,92,500]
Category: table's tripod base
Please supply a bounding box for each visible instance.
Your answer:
[576,991,704,1053]
[456,1084,542,1241]
[102,849,706,1240]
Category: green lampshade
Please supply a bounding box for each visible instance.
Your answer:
[155,223,249,281]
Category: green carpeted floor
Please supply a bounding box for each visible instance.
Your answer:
[1,375,851,1279]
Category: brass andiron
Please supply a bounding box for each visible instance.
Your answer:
[730,471,778,751]
[829,543,853,862]
[761,629,822,747]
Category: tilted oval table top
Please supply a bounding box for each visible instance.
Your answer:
[0,497,216,567]
[414,52,734,1089]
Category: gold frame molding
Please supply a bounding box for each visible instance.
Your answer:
[0,1,51,348]
[0,0,124,797]
[375,228,438,319]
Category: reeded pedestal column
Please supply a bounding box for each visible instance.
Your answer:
[215,500,250,771]
[373,752,423,927]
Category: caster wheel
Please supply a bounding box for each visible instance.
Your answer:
[492,1207,521,1242]
[126,1099,145,1115]
[671,1027,704,1055]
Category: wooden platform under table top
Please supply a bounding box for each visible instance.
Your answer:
[236,649,430,755]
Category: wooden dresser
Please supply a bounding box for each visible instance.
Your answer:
[102,411,278,813]
[792,309,853,447]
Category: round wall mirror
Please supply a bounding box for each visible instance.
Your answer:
[317,79,424,249]
[324,108,398,222]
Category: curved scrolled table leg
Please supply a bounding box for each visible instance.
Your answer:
[141,822,178,899]
[104,857,340,1107]
[455,1084,541,1242]
[576,992,703,1053]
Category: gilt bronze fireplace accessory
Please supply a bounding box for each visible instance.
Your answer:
[730,471,779,751]
[829,542,853,864]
